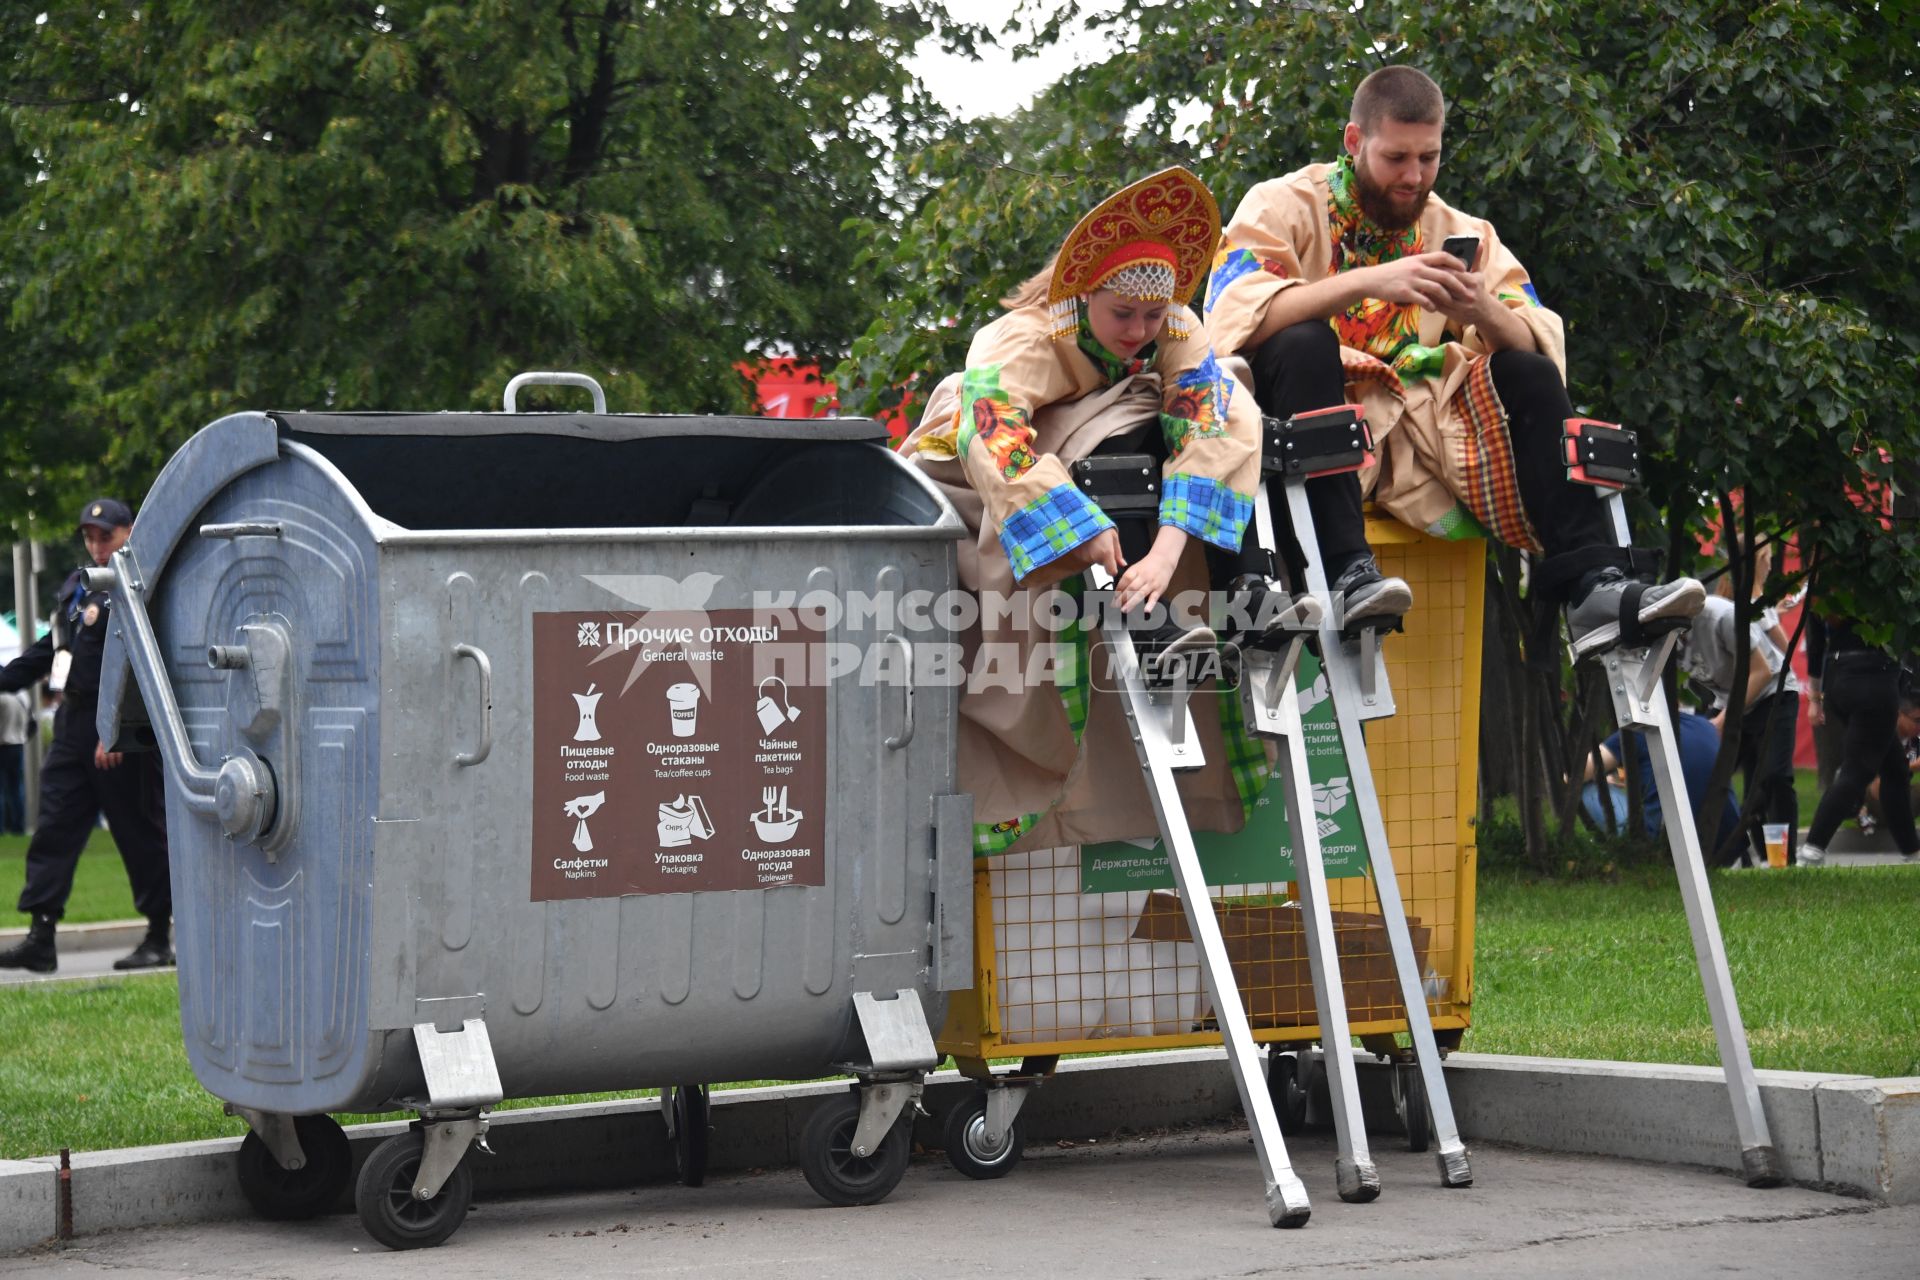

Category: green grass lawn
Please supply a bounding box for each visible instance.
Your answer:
[0,831,138,928]
[1470,864,1918,1077]
[1,863,1914,1159]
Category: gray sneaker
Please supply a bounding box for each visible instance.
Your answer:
[1331,555,1412,626]
[1565,568,1706,659]
[1798,843,1827,867]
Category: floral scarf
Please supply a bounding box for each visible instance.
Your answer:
[1325,155,1444,380]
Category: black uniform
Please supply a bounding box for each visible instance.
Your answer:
[0,569,170,921]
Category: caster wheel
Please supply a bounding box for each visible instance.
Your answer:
[1267,1053,1310,1135]
[353,1131,473,1251]
[799,1092,910,1207]
[236,1114,352,1220]
[668,1084,710,1187]
[942,1091,1024,1180]
[1395,1062,1432,1153]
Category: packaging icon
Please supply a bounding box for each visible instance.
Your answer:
[657,794,715,848]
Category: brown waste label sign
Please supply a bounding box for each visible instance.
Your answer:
[530,609,826,900]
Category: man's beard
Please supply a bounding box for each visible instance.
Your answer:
[1352,153,1430,231]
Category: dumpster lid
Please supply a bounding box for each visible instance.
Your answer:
[267,411,890,445]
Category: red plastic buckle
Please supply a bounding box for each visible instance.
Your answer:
[1562,418,1639,490]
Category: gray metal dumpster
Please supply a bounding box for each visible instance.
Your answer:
[91,374,972,1249]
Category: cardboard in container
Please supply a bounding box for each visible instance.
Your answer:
[1132,892,1430,1028]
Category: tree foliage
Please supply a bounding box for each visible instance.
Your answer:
[841,0,1919,639]
[0,0,970,535]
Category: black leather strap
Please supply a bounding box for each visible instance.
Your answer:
[1617,580,1650,647]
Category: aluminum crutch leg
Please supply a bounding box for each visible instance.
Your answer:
[1590,490,1782,1187]
[1283,478,1474,1188]
[1090,563,1313,1227]
[1240,480,1381,1203]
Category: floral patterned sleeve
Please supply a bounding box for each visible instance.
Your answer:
[1203,177,1313,358]
[1152,307,1259,554]
[956,309,1114,582]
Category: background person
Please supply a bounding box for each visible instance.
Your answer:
[0,688,28,835]
[1679,592,1803,866]
[1862,688,1920,848]
[1582,711,1742,855]
[0,499,172,973]
[1801,607,1919,865]
[1205,64,1704,659]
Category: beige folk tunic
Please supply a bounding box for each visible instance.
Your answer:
[904,302,1265,852]
[1206,160,1565,551]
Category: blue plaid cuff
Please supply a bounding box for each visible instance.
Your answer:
[1159,473,1253,552]
[1000,484,1115,581]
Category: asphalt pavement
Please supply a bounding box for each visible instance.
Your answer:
[5,1124,1915,1278]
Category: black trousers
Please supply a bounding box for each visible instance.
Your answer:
[1806,658,1918,853]
[1728,690,1801,866]
[15,701,171,921]
[1241,322,1615,583]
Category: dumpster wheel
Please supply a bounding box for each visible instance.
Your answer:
[943,1090,1024,1180]
[1393,1062,1432,1153]
[1267,1052,1312,1136]
[799,1093,910,1206]
[236,1114,352,1220]
[668,1084,710,1187]
[354,1132,473,1250]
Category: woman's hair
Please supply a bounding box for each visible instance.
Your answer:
[1001,249,1062,310]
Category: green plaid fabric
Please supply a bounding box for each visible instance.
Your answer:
[1214,676,1274,816]
[1160,472,1254,553]
[1000,483,1114,580]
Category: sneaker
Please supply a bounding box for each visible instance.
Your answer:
[1565,568,1706,659]
[1136,622,1218,688]
[1223,576,1324,650]
[1330,556,1412,626]
[1798,843,1827,867]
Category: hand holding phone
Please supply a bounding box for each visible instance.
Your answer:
[1441,234,1481,270]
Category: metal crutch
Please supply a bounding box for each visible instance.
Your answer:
[1235,464,1383,1204]
[1563,420,1782,1187]
[1273,405,1474,1188]
[1070,453,1312,1226]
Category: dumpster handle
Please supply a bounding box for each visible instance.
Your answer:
[453,643,493,766]
[883,633,914,750]
[503,372,607,415]
[85,553,279,843]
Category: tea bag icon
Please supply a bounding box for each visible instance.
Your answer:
[564,792,606,851]
[755,677,802,736]
[572,684,603,742]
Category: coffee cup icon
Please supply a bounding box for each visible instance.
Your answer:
[755,677,802,736]
[666,682,700,738]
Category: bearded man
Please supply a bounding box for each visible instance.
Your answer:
[1206,65,1703,657]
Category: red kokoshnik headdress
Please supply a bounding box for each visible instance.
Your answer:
[1046,167,1220,342]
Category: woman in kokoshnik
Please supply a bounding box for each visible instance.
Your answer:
[903,167,1312,855]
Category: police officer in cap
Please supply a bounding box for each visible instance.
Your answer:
[0,498,172,972]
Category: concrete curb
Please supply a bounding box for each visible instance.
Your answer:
[3,1049,1916,1254]
[0,920,146,955]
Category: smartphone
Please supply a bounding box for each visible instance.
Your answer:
[1441,234,1480,269]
